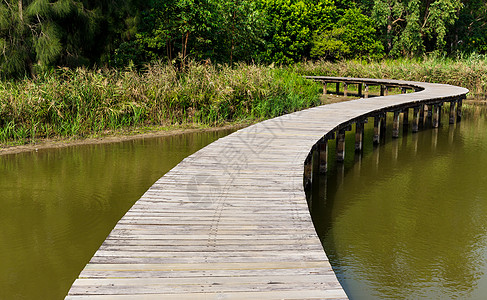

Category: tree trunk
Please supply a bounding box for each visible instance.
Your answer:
[387,9,392,52]
[18,0,23,21]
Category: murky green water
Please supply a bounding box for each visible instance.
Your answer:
[0,129,233,299]
[310,105,487,299]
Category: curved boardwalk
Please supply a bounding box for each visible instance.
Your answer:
[67,77,468,299]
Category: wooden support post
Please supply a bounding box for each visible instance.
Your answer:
[449,101,456,124]
[380,85,385,96]
[438,103,443,125]
[373,114,385,144]
[355,122,364,152]
[432,104,439,128]
[392,111,400,138]
[364,84,369,98]
[323,82,327,96]
[304,155,312,189]
[318,139,328,174]
[358,83,363,97]
[403,108,409,127]
[457,99,463,122]
[336,82,340,94]
[423,104,429,125]
[343,83,348,97]
[412,106,420,133]
[336,129,346,162]
[419,104,425,127]
[380,113,387,143]
[384,86,389,96]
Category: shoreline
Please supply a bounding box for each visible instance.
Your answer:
[0,122,252,156]
[0,94,413,156]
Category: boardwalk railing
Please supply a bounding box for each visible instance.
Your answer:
[66,77,468,299]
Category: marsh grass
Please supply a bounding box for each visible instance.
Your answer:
[0,62,322,144]
[293,54,487,99]
[2,56,485,145]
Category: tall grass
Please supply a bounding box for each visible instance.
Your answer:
[292,54,487,99]
[2,56,486,145]
[0,62,322,144]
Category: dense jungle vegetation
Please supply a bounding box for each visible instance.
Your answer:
[1,0,486,75]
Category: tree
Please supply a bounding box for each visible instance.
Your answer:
[312,8,384,60]
[259,0,336,64]
[448,0,487,53]
[372,0,463,57]
[0,0,98,77]
[215,0,266,64]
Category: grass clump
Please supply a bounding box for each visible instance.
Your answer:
[0,62,322,144]
[292,54,487,99]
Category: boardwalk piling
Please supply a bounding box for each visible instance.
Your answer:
[457,98,463,122]
[380,113,387,142]
[392,111,400,138]
[323,82,327,96]
[304,155,312,189]
[403,108,409,131]
[373,116,381,145]
[355,122,365,152]
[336,129,346,162]
[318,139,328,174]
[432,104,440,128]
[412,106,420,132]
[449,101,456,124]
[364,84,369,98]
[358,83,363,97]
[343,83,348,97]
[336,82,340,94]
[423,104,429,126]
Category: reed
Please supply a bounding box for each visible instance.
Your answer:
[293,54,487,99]
[0,62,322,144]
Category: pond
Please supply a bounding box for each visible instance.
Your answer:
[0,129,234,299]
[310,104,487,299]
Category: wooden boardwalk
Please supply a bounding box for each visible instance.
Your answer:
[66,77,468,299]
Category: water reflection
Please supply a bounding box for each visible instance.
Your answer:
[0,129,233,299]
[311,105,487,299]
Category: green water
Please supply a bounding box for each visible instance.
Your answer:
[310,105,487,299]
[0,129,233,299]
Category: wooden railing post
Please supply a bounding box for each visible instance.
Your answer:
[323,82,327,96]
[364,84,369,98]
[358,83,363,97]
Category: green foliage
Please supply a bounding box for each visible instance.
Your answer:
[448,0,487,54]
[259,0,336,64]
[372,0,463,57]
[311,8,384,60]
[0,62,322,143]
